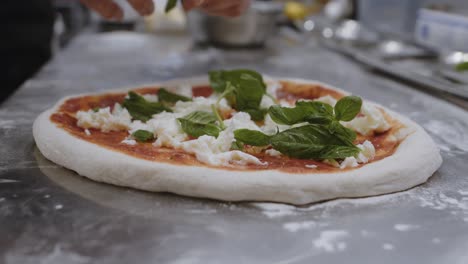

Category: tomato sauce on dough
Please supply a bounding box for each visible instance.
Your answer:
[51,82,402,173]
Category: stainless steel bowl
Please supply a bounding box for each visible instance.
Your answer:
[187,1,283,48]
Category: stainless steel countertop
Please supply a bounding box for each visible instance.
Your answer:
[1,32,468,264]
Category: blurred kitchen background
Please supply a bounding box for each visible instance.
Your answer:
[4,0,468,104]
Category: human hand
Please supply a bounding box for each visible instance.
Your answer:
[81,0,251,20]
[80,0,154,20]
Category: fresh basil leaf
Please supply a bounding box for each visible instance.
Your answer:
[295,101,334,118]
[209,69,266,93]
[209,69,267,120]
[244,108,268,121]
[235,74,265,111]
[132,130,154,142]
[209,71,226,93]
[318,145,360,159]
[158,88,191,104]
[231,141,244,151]
[269,101,334,125]
[165,0,178,13]
[270,125,357,159]
[328,121,356,145]
[268,105,307,125]
[177,111,221,138]
[455,61,468,72]
[123,91,172,122]
[334,96,362,121]
[234,129,271,146]
[92,107,99,112]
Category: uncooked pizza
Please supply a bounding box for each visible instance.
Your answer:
[33,69,442,204]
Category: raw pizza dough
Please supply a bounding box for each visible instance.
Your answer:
[33,76,442,205]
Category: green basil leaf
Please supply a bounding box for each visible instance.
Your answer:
[328,121,356,145]
[209,71,226,93]
[243,108,268,122]
[334,96,362,121]
[318,145,360,159]
[132,130,155,142]
[234,129,271,146]
[158,88,191,104]
[455,61,468,72]
[270,125,358,159]
[268,105,309,125]
[295,101,334,117]
[177,111,221,138]
[269,101,334,125]
[209,69,267,120]
[123,91,172,122]
[231,141,244,151]
[165,0,178,13]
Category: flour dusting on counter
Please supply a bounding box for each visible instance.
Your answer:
[312,230,349,253]
[394,224,420,232]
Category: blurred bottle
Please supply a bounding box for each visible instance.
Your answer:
[357,0,426,36]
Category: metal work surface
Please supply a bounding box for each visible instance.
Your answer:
[1,32,468,264]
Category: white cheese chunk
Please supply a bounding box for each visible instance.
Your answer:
[180,112,266,167]
[261,114,290,134]
[142,94,158,102]
[340,157,359,169]
[339,140,376,169]
[355,140,376,163]
[315,95,337,106]
[305,164,318,169]
[265,149,282,157]
[342,103,391,136]
[84,129,91,136]
[148,112,187,148]
[76,103,132,132]
[173,96,231,116]
[121,138,137,145]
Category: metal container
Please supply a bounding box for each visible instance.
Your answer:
[187,1,283,48]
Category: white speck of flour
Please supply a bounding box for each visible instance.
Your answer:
[313,230,349,252]
[283,221,316,232]
[252,203,297,218]
[394,224,419,232]
[382,243,394,250]
[54,204,63,210]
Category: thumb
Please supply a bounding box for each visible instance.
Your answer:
[182,0,205,11]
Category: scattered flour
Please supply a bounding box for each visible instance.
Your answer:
[312,230,349,253]
[44,194,51,199]
[432,238,441,244]
[283,221,316,232]
[382,243,394,250]
[394,224,420,232]
[0,197,5,202]
[54,204,63,210]
[252,203,297,218]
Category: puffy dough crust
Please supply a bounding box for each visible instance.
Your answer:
[33,77,442,205]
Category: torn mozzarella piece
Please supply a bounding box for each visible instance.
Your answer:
[314,95,337,106]
[148,112,187,148]
[121,138,137,145]
[76,103,132,132]
[305,164,318,169]
[173,96,231,116]
[340,157,359,169]
[180,112,266,167]
[142,94,158,102]
[340,140,376,169]
[342,103,391,136]
[261,114,290,134]
[265,149,282,157]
